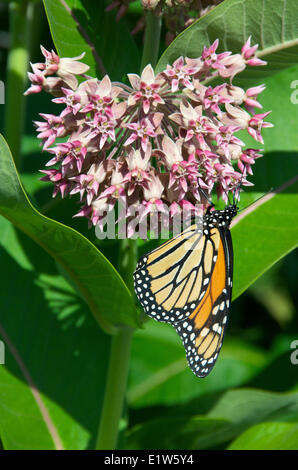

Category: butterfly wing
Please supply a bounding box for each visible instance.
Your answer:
[174,227,234,377]
[133,220,222,324]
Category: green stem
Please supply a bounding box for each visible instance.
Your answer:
[95,325,133,450]
[95,239,137,450]
[118,238,138,292]
[4,1,34,170]
[140,11,162,71]
[96,7,162,449]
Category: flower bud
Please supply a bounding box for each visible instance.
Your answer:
[141,0,160,9]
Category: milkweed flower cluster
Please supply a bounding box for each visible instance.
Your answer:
[25,38,272,237]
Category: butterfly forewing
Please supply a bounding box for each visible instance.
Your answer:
[133,218,221,324]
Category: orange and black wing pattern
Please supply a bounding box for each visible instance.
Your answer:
[134,218,221,324]
[133,204,238,378]
[174,227,233,377]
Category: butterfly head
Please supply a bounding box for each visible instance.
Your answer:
[205,203,238,229]
[222,204,238,226]
[226,203,238,217]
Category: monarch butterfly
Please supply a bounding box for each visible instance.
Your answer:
[133,203,238,378]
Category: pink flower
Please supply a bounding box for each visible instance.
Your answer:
[241,37,267,67]
[247,111,273,143]
[70,160,113,204]
[163,56,198,92]
[25,38,272,237]
[238,148,262,174]
[201,39,231,71]
[222,103,251,128]
[40,46,90,88]
[39,169,70,198]
[57,140,88,173]
[52,87,82,116]
[98,163,126,206]
[140,174,167,221]
[219,54,247,80]
[170,102,216,148]
[127,64,165,114]
[123,113,162,151]
[80,76,122,114]
[86,113,117,148]
[202,84,231,115]
[244,84,265,112]
[215,126,245,159]
[123,146,152,196]
[24,63,64,96]
[34,113,72,149]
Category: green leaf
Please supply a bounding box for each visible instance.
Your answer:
[126,415,230,450]
[0,134,138,332]
[128,321,266,408]
[156,0,298,83]
[0,218,110,449]
[248,343,298,393]
[232,175,298,300]
[228,64,298,159]
[258,65,298,153]
[229,421,298,450]
[127,388,298,450]
[43,0,140,80]
[207,388,298,450]
[223,65,298,299]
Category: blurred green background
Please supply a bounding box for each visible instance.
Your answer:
[0,0,297,450]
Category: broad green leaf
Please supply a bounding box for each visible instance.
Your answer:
[248,338,298,393]
[0,365,59,450]
[232,176,298,300]
[126,415,230,450]
[229,421,298,450]
[249,266,296,326]
[156,0,298,83]
[230,64,298,162]
[221,65,298,299]
[127,389,298,450]
[43,0,140,80]
[0,134,138,332]
[207,388,298,422]
[205,388,298,449]
[257,65,298,153]
[0,217,110,449]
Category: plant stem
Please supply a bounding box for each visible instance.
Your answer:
[140,11,162,71]
[95,239,137,450]
[96,5,162,448]
[95,325,133,450]
[118,237,138,292]
[4,1,33,170]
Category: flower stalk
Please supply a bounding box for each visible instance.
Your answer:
[4,1,34,169]
[95,8,159,445]
[95,324,133,450]
[95,238,137,450]
[141,10,162,70]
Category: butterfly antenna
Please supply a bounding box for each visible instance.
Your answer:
[232,162,247,205]
[197,182,214,207]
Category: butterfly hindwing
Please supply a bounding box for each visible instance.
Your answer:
[174,228,233,377]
